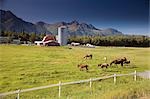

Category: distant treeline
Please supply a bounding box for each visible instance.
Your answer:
[68,35,150,47]
[1,31,46,43]
[1,31,150,47]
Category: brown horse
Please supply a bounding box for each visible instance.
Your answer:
[77,64,89,71]
[98,63,109,68]
[110,57,127,66]
[84,54,92,59]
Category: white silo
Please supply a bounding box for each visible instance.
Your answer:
[58,26,68,46]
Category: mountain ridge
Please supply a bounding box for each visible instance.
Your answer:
[0,10,123,36]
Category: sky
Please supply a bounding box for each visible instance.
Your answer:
[1,0,149,35]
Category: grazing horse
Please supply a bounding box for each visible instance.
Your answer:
[98,63,109,68]
[110,57,127,66]
[84,54,92,59]
[77,64,89,71]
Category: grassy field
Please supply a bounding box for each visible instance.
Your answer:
[0,45,150,99]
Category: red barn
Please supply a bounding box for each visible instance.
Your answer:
[35,35,60,46]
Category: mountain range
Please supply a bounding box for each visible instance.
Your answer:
[0,10,123,36]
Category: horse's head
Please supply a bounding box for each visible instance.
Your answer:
[110,61,114,66]
[107,64,109,66]
[124,60,130,64]
[98,64,101,67]
[128,60,130,63]
[84,55,88,58]
[77,64,80,67]
[90,54,92,59]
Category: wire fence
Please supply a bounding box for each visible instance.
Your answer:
[0,71,137,98]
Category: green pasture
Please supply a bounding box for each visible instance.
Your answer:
[0,45,150,99]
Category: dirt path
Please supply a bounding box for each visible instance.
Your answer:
[137,71,150,79]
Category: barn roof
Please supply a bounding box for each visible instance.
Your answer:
[42,35,56,42]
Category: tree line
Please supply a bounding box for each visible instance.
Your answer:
[1,31,46,43]
[1,31,149,47]
[68,35,150,47]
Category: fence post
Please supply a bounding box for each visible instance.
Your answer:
[17,89,20,99]
[58,81,61,98]
[90,78,92,88]
[134,70,136,81]
[114,74,116,84]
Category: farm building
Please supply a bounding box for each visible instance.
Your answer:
[71,42,80,46]
[35,35,60,46]
[85,43,95,48]
[0,36,10,43]
[34,41,43,46]
[0,37,21,44]
[12,39,21,45]
[58,26,68,46]
[35,26,68,46]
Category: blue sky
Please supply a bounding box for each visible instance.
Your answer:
[1,0,149,35]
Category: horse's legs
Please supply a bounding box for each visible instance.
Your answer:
[115,64,117,67]
[86,66,88,70]
[121,62,123,66]
[86,67,88,72]
[90,56,92,59]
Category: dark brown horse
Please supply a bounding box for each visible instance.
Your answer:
[77,64,89,71]
[98,63,109,68]
[84,54,92,59]
[110,57,127,66]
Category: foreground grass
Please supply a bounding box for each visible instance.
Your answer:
[2,78,150,99]
[0,45,150,98]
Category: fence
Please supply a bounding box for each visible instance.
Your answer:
[0,70,137,98]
